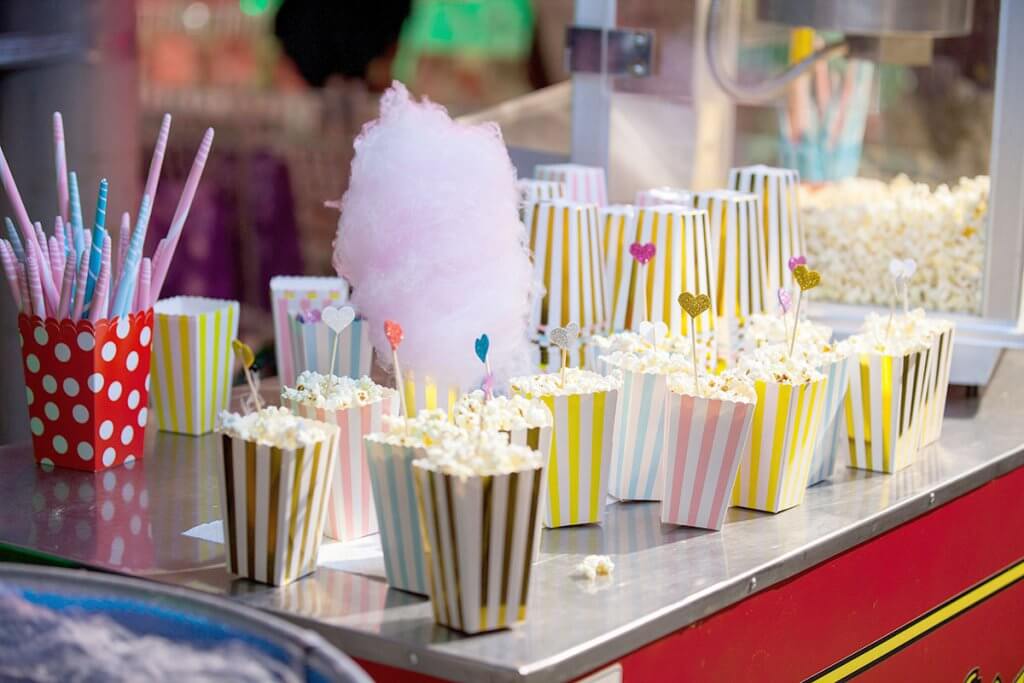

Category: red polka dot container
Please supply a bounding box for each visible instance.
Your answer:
[18,310,154,472]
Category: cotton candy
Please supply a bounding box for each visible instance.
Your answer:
[333,82,534,390]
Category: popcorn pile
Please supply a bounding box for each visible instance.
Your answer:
[454,391,552,432]
[801,175,987,313]
[734,344,825,385]
[791,338,851,369]
[511,368,620,397]
[667,370,756,404]
[590,331,714,363]
[845,310,945,356]
[743,313,832,349]
[369,409,467,448]
[281,371,387,410]
[416,431,543,478]
[600,349,696,376]
[218,407,335,449]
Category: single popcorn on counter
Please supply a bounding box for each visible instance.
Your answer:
[416,430,543,479]
[575,554,615,581]
[510,368,620,397]
[743,313,832,349]
[454,390,552,432]
[667,369,756,403]
[370,409,468,448]
[281,371,387,410]
[735,344,825,385]
[218,406,335,450]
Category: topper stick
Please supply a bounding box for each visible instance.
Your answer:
[788,291,803,357]
[384,320,408,422]
[232,340,263,413]
[560,347,568,388]
[902,279,910,315]
[690,316,701,397]
[392,349,407,418]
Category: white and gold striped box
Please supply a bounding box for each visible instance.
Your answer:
[599,204,637,332]
[534,163,607,205]
[921,322,955,446]
[517,178,565,204]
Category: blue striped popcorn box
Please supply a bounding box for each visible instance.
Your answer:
[806,353,853,486]
[607,368,672,501]
[217,424,339,586]
[413,462,545,633]
[286,314,372,381]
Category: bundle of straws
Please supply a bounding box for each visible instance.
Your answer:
[0,113,214,322]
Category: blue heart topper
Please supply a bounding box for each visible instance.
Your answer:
[475,334,490,364]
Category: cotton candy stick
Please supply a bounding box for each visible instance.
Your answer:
[4,217,24,262]
[26,255,45,318]
[110,194,152,319]
[57,251,75,319]
[54,112,69,221]
[151,128,214,300]
[115,211,130,285]
[71,231,91,321]
[68,171,84,260]
[137,257,151,314]
[89,234,111,323]
[0,240,22,311]
[144,114,172,207]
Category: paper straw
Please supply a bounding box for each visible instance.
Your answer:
[4,217,24,262]
[48,235,62,283]
[0,240,22,311]
[55,216,65,261]
[26,255,44,317]
[115,211,130,284]
[83,179,108,308]
[0,143,44,263]
[68,171,84,260]
[71,230,92,320]
[111,194,152,319]
[54,112,69,221]
[90,234,112,322]
[15,261,29,314]
[57,252,75,319]
[62,218,72,265]
[34,222,48,266]
[137,257,151,314]
[27,237,57,317]
[144,114,172,206]
[151,128,214,301]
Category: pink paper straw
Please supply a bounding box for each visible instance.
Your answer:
[48,235,62,282]
[15,261,29,314]
[71,231,91,320]
[0,240,22,311]
[27,238,56,317]
[58,252,75,319]
[55,216,65,258]
[54,113,69,222]
[137,257,151,314]
[115,211,130,285]
[0,143,43,264]
[90,234,111,322]
[144,114,172,207]
[26,255,45,318]
[151,128,214,300]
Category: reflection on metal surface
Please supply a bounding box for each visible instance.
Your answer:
[756,0,974,37]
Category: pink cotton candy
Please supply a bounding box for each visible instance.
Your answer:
[333,82,534,390]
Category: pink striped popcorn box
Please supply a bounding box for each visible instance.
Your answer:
[284,388,400,542]
[660,385,756,530]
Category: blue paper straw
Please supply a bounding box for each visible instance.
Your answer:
[4,217,24,261]
[110,193,151,319]
[82,179,108,313]
[68,171,84,261]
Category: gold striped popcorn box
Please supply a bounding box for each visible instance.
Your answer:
[402,370,462,421]
[286,314,372,380]
[270,276,349,386]
[661,390,756,530]
[610,205,718,372]
[635,186,692,207]
[412,462,545,634]
[517,178,565,203]
[600,204,638,331]
[285,389,400,542]
[534,163,607,205]
[731,377,827,513]
[845,346,933,474]
[921,322,955,446]
[525,200,608,337]
[364,437,431,595]
[505,424,552,560]
[807,354,853,485]
[728,165,803,296]
[217,426,339,586]
[151,297,239,436]
[608,369,671,501]
[514,385,618,528]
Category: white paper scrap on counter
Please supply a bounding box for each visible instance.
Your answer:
[182,520,386,579]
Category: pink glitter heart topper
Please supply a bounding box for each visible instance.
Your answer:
[629,242,656,265]
[787,255,807,272]
[777,288,792,314]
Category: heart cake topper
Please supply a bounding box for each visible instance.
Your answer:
[474,334,490,363]
[232,339,255,369]
[638,320,668,347]
[232,339,262,413]
[384,320,404,351]
[677,292,711,318]
[777,288,792,314]
[322,305,355,334]
[788,255,807,272]
[889,258,917,282]
[629,242,656,265]
[549,323,580,350]
[792,265,821,291]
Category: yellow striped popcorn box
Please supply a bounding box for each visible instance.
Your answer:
[285,389,400,542]
[728,165,803,296]
[534,163,607,205]
[402,370,462,421]
[517,178,565,203]
[217,424,339,586]
[692,190,769,362]
[151,297,239,436]
[731,377,827,513]
[635,186,692,207]
[599,204,638,331]
[412,462,545,634]
[610,205,719,372]
[525,200,608,337]
[920,321,954,446]
[845,345,934,473]
[269,276,349,386]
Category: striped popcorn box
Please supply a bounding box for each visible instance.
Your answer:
[284,389,400,542]
[151,297,239,436]
[728,165,803,295]
[270,276,349,386]
[402,370,462,421]
[609,205,719,372]
[217,423,339,586]
[534,163,607,205]
[731,377,827,513]
[412,460,545,634]
[518,178,565,203]
[512,370,619,528]
[286,314,372,380]
[364,437,431,595]
[920,321,954,446]
[692,190,769,361]
[660,382,756,530]
[525,200,608,337]
[599,204,638,330]
[635,186,692,207]
[844,344,934,474]
[806,354,853,486]
[607,368,672,501]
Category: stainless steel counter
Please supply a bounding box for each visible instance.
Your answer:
[1,352,1023,682]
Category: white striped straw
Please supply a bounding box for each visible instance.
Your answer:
[115,211,130,288]
[58,252,75,319]
[144,114,172,207]
[137,257,151,314]
[89,234,111,322]
[71,230,91,320]
[0,240,22,311]
[26,255,44,317]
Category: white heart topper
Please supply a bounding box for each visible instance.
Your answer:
[889,258,917,281]
[321,306,356,334]
[638,320,668,347]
